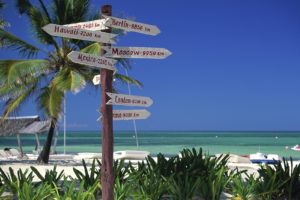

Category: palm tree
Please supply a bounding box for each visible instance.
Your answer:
[0,0,141,163]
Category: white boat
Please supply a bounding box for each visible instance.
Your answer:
[113,150,150,160]
[250,152,281,164]
[291,144,300,151]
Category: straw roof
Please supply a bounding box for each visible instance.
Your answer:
[0,116,50,136]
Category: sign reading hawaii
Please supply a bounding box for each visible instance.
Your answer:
[67,51,116,71]
[103,46,172,59]
[42,24,116,43]
[103,15,160,36]
[106,92,153,107]
[113,110,151,120]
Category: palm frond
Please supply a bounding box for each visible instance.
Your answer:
[2,83,36,118]
[0,1,4,9]
[114,73,143,88]
[80,42,101,55]
[0,59,49,84]
[15,0,32,14]
[52,67,86,94]
[38,85,64,118]
[52,0,90,24]
[27,7,59,50]
[0,29,40,57]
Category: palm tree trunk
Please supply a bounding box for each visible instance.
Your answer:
[37,118,56,163]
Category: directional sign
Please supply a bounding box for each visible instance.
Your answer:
[113,110,151,120]
[64,19,109,31]
[103,15,160,36]
[103,46,171,59]
[42,24,116,43]
[93,75,101,85]
[67,51,117,71]
[106,93,153,107]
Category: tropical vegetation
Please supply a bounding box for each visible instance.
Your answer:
[0,0,141,164]
[1,148,300,199]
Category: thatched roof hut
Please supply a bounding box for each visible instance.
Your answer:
[0,116,51,155]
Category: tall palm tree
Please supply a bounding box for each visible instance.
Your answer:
[0,0,141,163]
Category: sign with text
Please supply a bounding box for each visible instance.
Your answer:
[106,92,153,107]
[103,15,160,36]
[103,46,172,59]
[67,51,116,71]
[42,24,116,43]
[64,19,108,31]
[113,110,151,120]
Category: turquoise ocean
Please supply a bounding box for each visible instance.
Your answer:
[1,131,300,159]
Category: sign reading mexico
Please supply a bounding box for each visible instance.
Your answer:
[42,24,116,43]
[113,110,151,120]
[106,93,153,107]
[103,46,172,59]
[103,15,160,36]
[67,51,116,71]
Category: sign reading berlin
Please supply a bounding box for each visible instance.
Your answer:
[103,15,160,36]
[106,92,153,107]
[42,24,116,43]
[103,46,172,59]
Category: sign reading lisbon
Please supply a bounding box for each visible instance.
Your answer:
[113,109,151,120]
[42,24,116,43]
[103,46,172,59]
[106,92,153,107]
[67,51,116,71]
[103,15,160,36]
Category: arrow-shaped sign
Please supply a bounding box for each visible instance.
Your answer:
[106,93,153,107]
[64,19,109,31]
[67,51,117,71]
[103,46,172,59]
[113,110,151,120]
[42,24,116,43]
[103,15,160,36]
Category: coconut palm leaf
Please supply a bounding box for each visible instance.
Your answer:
[0,60,49,84]
[38,85,64,118]
[27,7,59,50]
[15,0,32,15]
[114,73,143,88]
[0,29,40,57]
[80,42,101,55]
[52,67,86,94]
[2,83,36,118]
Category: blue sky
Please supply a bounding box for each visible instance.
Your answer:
[1,0,300,131]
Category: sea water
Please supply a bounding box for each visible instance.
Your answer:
[1,131,300,159]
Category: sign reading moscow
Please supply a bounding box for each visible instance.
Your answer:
[103,46,172,59]
[42,24,116,43]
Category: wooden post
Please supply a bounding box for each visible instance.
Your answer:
[100,5,114,200]
[16,134,23,156]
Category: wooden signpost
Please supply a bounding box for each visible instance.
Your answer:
[42,24,116,43]
[43,5,170,200]
[102,46,172,59]
[113,109,151,120]
[103,15,160,36]
[106,92,153,107]
[67,51,116,71]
